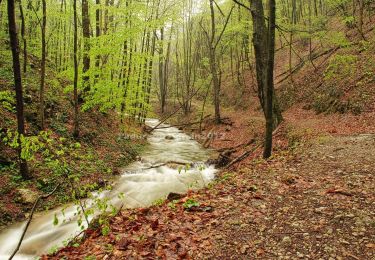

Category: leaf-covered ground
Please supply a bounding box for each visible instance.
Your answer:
[46,110,375,259]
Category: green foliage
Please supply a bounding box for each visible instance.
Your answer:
[83,256,96,260]
[0,91,16,112]
[183,198,199,209]
[167,200,178,210]
[311,85,345,113]
[53,213,59,226]
[326,0,351,9]
[47,245,60,255]
[153,198,165,206]
[317,31,351,48]
[343,16,355,28]
[324,54,357,80]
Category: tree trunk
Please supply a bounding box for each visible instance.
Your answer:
[358,0,366,40]
[73,0,79,138]
[95,0,101,83]
[18,0,27,74]
[82,0,91,93]
[7,0,30,179]
[209,46,221,123]
[159,27,166,113]
[209,0,221,124]
[39,0,46,130]
[249,0,281,159]
[264,0,276,159]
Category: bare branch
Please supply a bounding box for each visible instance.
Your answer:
[214,5,235,50]
[232,0,251,11]
[9,184,61,260]
[213,0,225,16]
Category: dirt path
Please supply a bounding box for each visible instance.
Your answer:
[48,133,374,259]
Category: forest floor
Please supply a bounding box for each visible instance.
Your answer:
[47,107,375,259]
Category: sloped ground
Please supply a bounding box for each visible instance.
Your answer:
[47,126,374,259]
[0,40,146,228]
[203,134,375,259]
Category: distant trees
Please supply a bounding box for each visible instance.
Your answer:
[7,0,30,179]
[4,0,372,165]
[175,0,198,115]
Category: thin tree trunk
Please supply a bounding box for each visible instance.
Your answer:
[7,0,30,179]
[94,0,101,83]
[73,0,79,138]
[209,0,221,124]
[82,0,91,93]
[159,27,165,113]
[358,0,366,40]
[18,0,27,74]
[39,0,46,130]
[264,0,276,158]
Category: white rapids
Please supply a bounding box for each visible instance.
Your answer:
[0,119,217,259]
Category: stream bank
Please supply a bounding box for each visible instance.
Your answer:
[0,119,217,259]
[46,112,375,259]
[0,114,147,230]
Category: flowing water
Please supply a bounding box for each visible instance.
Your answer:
[0,119,217,259]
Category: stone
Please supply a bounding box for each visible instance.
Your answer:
[17,188,39,204]
[314,207,326,213]
[281,236,292,246]
[167,192,184,201]
[165,135,175,140]
[240,244,249,254]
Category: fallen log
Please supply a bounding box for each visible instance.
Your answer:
[153,115,211,130]
[217,139,256,153]
[147,84,205,133]
[224,144,261,169]
[223,123,284,169]
[141,161,191,170]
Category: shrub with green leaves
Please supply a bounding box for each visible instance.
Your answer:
[183,198,199,209]
[324,54,357,80]
[0,90,15,112]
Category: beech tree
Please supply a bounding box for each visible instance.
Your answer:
[201,0,234,124]
[82,0,91,94]
[73,0,79,138]
[7,0,30,179]
[40,0,46,129]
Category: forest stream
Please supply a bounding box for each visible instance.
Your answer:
[0,119,217,259]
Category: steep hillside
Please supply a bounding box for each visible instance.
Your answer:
[0,40,146,227]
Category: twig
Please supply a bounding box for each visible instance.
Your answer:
[224,124,283,169]
[59,167,90,227]
[217,139,256,153]
[213,0,225,16]
[214,5,235,50]
[140,161,191,171]
[9,183,61,260]
[147,84,204,133]
[232,0,250,11]
[224,143,261,169]
[153,117,210,130]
